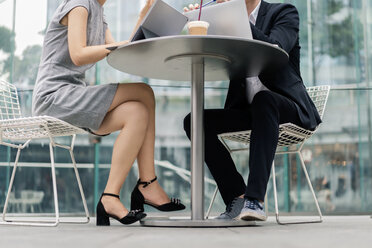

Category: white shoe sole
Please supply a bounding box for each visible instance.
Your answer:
[239,211,267,221]
[215,216,241,221]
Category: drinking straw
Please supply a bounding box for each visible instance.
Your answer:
[198,0,204,21]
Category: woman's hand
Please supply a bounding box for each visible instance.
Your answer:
[129,0,155,40]
[139,0,155,18]
[112,40,129,47]
[183,0,230,13]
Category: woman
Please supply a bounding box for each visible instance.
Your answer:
[32,0,185,226]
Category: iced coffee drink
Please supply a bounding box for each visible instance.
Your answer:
[187,21,210,35]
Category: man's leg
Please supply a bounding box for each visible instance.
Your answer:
[183,109,250,206]
[245,91,303,201]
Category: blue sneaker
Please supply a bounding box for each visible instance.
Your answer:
[239,199,267,221]
[215,197,245,220]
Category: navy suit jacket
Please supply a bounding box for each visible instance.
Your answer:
[224,1,321,130]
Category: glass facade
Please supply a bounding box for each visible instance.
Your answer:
[0,0,372,215]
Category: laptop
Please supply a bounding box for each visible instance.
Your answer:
[130,0,188,42]
[183,0,252,39]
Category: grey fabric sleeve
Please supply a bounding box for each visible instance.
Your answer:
[57,0,91,24]
[103,15,108,32]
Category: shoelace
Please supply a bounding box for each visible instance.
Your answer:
[221,198,238,216]
[244,199,263,210]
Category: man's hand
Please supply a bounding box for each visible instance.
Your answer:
[183,0,230,13]
[183,3,199,13]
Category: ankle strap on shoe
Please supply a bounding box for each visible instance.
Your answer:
[102,193,120,199]
[137,176,157,188]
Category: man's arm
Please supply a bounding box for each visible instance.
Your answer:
[251,4,299,53]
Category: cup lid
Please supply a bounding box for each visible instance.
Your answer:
[187,21,210,29]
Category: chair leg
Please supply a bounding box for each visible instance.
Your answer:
[2,147,22,222]
[297,151,323,223]
[271,161,281,224]
[205,186,218,219]
[49,142,60,226]
[0,137,91,227]
[264,191,269,218]
[273,153,323,225]
[64,148,90,224]
[0,143,60,226]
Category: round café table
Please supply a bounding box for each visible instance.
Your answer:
[107,35,288,227]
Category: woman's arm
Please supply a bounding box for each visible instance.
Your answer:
[129,0,155,40]
[67,7,127,66]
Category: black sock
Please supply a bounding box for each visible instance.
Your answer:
[244,196,257,201]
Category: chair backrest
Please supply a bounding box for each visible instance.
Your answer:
[306,85,331,120]
[0,80,22,120]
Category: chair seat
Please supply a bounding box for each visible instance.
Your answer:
[0,116,86,141]
[218,123,314,149]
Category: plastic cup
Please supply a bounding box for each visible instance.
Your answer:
[187,21,210,35]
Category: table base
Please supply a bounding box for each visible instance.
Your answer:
[140,217,255,227]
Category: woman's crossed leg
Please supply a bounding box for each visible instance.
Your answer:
[95,83,170,218]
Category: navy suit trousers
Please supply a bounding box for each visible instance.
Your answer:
[183,90,303,205]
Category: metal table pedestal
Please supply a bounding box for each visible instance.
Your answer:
[141,55,254,227]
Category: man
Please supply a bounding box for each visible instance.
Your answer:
[183,0,321,221]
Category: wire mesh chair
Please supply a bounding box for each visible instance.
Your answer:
[0,80,89,227]
[205,85,331,225]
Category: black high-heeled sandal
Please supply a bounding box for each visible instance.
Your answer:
[130,176,186,212]
[96,193,146,226]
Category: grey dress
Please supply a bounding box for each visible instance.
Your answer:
[32,0,117,131]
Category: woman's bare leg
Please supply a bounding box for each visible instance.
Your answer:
[110,84,170,205]
[95,83,170,217]
[108,83,157,181]
[96,100,149,218]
